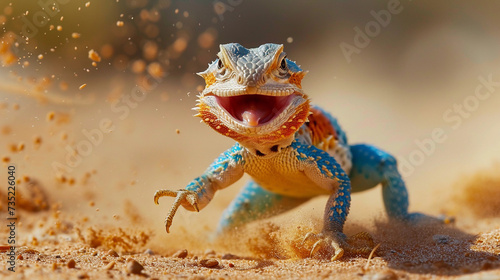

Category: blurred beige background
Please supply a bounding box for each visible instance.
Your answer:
[1,0,499,245]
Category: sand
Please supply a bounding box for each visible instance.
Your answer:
[0,154,500,279]
[1,2,500,278]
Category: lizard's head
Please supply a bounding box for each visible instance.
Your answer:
[195,43,310,157]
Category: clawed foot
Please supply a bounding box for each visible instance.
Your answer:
[405,212,456,225]
[302,231,375,261]
[153,189,199,233]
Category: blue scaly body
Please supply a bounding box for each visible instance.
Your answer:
[154,43,443,260]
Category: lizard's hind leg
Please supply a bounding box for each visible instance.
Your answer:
[216,180,309,234]
[349,144,445,223]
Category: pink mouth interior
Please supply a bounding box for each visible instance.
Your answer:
[216,94,295,127]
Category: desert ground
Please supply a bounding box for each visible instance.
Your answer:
[1,1,500,279]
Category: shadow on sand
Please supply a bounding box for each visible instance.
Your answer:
[349,219,500,276]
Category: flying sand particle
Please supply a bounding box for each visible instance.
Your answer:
[46,111,55,122]
[88,49,101,62]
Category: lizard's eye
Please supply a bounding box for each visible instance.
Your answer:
[217,59,224,70]
[280,56,287,71]
[277,54,288,76]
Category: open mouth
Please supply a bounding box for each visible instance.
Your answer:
[215,94,296,127]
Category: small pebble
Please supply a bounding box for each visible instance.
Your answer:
[362,270,398,280]
[107,249,119,257]
[143,249,154,255]
[77,272,89,279]
[204,249,215,256]
[482,262,493,270]
[433,260,450,269]
[105,261,115,270]
[433,234,451,245]
[486,255,499,261]
[199,259,219,268]
[67,259,76,268]
[126,259,144,274]
[461,266,472,273]
[172,249,188,258]
[221,253,240,260]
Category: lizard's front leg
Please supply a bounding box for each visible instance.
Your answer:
[293,141,374,260]
[154,144,245,233]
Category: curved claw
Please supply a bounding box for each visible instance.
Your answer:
[310,239,327,257]
[154,189,176,205]
[310,238,344,260]
[303,232,343,260]
[303,231,374,261]
[302,232,319,244]
[153,189,199,233]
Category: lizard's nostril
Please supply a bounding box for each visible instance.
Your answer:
[256,150,265,156]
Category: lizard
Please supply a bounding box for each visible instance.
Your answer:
[154,43,445,260]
